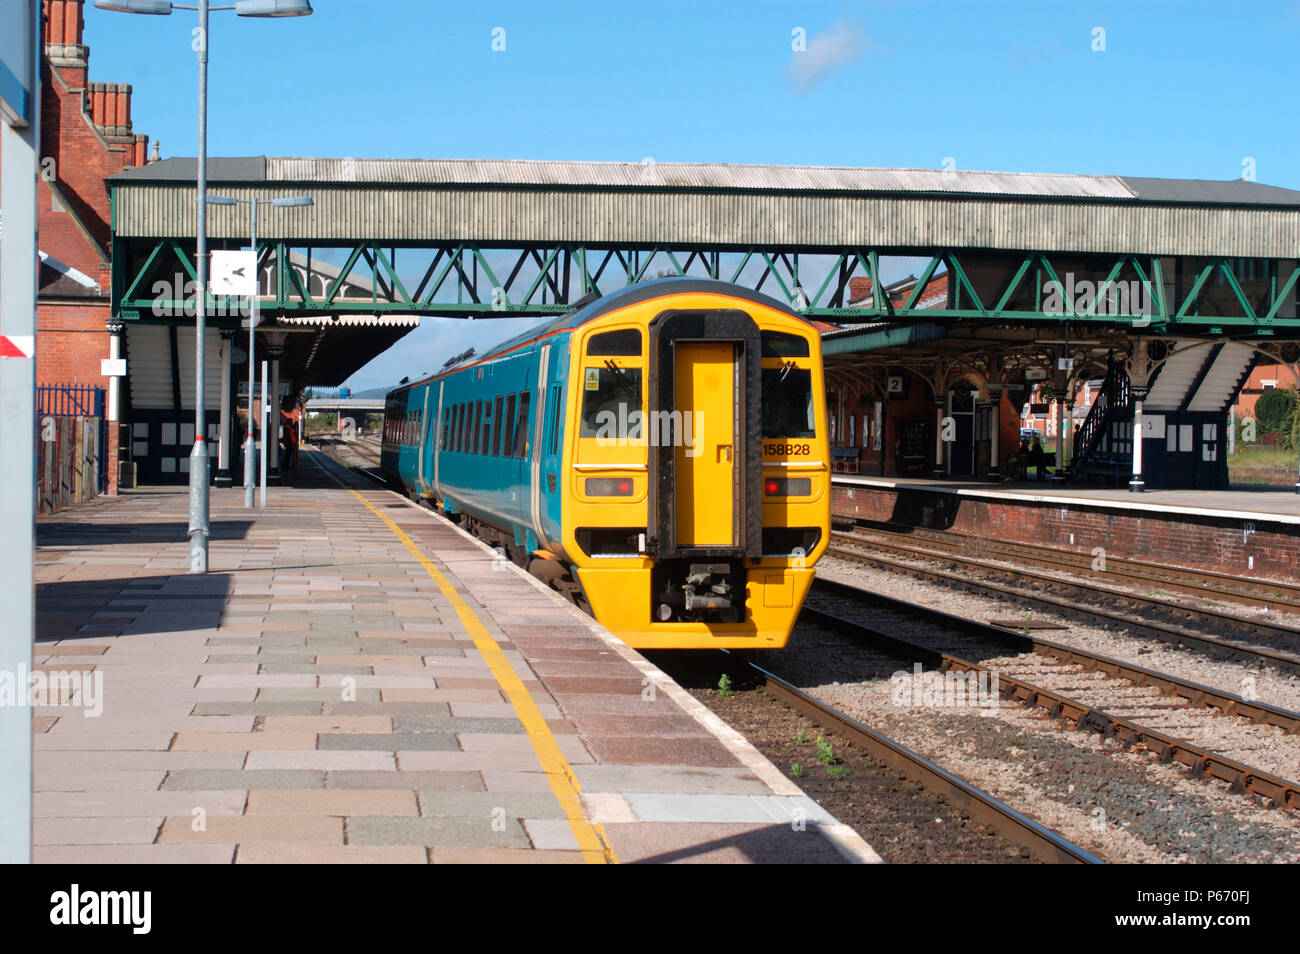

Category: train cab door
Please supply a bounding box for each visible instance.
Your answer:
[648,310,761,563]
[673,342,737,547]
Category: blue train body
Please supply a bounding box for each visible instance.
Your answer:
[382,320,574,558]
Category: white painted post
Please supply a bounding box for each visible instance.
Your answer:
[216,331,232,485]
[0,0,38,863]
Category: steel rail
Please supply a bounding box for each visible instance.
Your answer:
[805,581,1300,811]
[836,522,1300,612]
[750,661,1104,864]
[826,541,1300,677]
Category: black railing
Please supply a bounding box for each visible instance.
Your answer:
[35,385,108,499]
[1070,357,1132,482]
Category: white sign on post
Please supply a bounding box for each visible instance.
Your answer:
[210,250,258,297]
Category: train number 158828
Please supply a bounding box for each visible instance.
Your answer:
[763,442,811,457]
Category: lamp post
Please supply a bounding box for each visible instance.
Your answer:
[207,195,312,507]
[94,0,313,572]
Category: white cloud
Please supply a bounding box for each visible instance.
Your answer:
[788,20,865,93]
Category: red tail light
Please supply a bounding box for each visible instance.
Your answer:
[764,477,811,497]
[586,477,635,496]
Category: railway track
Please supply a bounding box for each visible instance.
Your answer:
[805,577,1300,812]
[749,661,1104,864]
[839,521,1300,613]
[829,530,1300,676]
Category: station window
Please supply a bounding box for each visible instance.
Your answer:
[492,396,505,455]
[513,392,531,458]
[761,366,815,438]
[586,328,642,356]
[580,367,640,438]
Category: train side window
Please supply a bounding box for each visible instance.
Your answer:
[548,385,563,454]
[456,404,466,453]
[513,392,530,458]
[492,396,505,455]
[472,400,483,454]
[580,366,641,438]
[502,394,516,458]
[460,403,469,453]
[586,329,641,356]
[482,399,493,456]
[441,410,449,450]
[761,331,810,358]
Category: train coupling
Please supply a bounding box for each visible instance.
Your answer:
[683,563,734,613]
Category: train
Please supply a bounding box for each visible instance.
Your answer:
[380,277,830,649]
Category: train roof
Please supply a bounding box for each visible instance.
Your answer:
[477,277,803,361]
[392,278,806,397]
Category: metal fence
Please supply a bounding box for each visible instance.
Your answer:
[35,385,107,513]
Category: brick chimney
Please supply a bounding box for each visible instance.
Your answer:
[85,81,136,141]
[848,276,874,303]
[44,0,88,84]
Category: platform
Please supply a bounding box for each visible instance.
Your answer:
[31,451,877,864]
[833,475,1300,525]
[831,475,1300,580]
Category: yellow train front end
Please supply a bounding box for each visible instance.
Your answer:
[559,284,828,649]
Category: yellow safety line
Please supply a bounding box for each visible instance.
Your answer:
[348,489,618,864]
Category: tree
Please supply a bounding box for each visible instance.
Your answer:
[1255,388,1295,436]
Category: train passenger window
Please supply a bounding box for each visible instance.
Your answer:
[482,400,493,456]
[513,392,530,458]
[441,411,450,451]
[761,367,815,438]
[580,367,641,438]
[586,329,642,356]
[460,403,469,452]
[502,394,516,459]
[492,396,505,455]
[549,385,563,454]
[472,401,483,454]
[761,331,810,357]
[456,404,466,452]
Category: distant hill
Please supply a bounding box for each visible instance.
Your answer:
[350,386,396,399]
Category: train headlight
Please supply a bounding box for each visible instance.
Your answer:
[585,477,635,496]
[763,477,811,497]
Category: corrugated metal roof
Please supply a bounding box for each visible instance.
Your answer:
[111,183,1300,257]
[111,156,1300,207]
[257,158,1138,199]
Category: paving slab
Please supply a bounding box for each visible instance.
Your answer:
[31,450,878,864]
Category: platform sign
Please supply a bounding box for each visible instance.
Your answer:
[210,250,258,297]
[0,0,39,865]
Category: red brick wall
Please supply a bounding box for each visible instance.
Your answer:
[832,483,1300,581]
[34,0,151,496]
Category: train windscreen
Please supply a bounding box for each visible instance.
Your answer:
[761,366,815,438]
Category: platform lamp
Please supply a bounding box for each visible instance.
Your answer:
[94,0,314,573]
[206,195,313,508]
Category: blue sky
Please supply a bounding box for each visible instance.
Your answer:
[82,0,1300,389]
